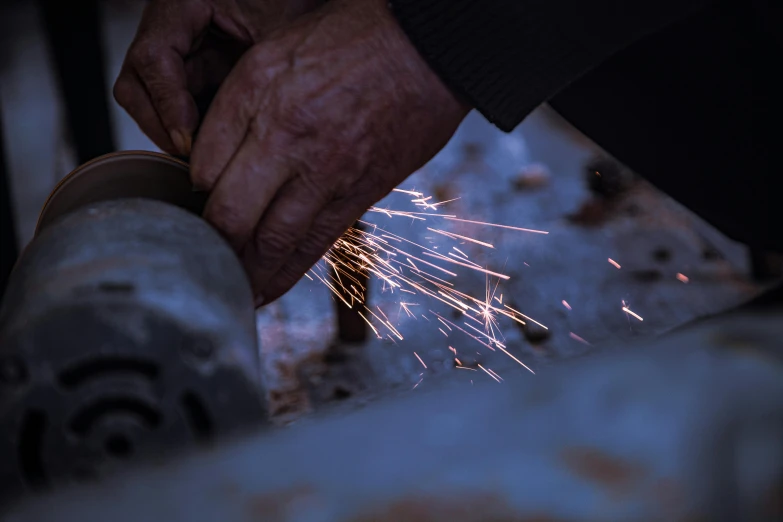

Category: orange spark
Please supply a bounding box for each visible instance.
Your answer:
[622,306,644,321]
[478,364,502,383]
[443,217,549,234]
[569,332,591,345]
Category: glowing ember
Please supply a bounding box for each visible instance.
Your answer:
[608,258,621,269]
[477,364,502,383]
[676,273,689,283]
[622,306,644,322]
[561,300,572,310]
[569,332,590,345]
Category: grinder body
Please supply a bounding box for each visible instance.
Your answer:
[0,152,265,502]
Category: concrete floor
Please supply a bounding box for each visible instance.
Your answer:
[0,1,763,424]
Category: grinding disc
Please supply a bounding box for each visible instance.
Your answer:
[36,151,207,235]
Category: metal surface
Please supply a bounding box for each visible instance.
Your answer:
[4,311,782,522]
[0,153,264,505]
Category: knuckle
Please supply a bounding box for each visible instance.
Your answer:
[190,165,215,191]
[253,225,295,258]
[205,200,250,242]
[297,172,333,205]
[128,40,160,70]
[275,102,320,139]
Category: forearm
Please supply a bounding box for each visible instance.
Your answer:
[389,0,713,131]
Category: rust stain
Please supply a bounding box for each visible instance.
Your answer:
[246,484,316,521]
[348,492,570,522]
[560,446,646,494]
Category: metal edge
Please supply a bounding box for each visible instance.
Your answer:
[34,151,190,237]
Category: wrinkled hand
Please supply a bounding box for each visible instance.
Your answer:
[191,0,470,305]
[114,0,323,155]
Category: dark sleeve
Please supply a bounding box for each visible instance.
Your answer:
[389,0,713,131]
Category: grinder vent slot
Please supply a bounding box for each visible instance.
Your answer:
[58,356,159,389]
[69,397,162,436]
[181,391,213,443]
[18,410,48,490]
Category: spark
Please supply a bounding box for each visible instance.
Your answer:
[422,252,510,279]
[443,217,549,234]
[399,301,419,318]
[622,306,644,322]
[413,376,424,389]
[676,273,689,283]
[426,227,494,249]
[561,300,572,310]
[569,332,591,345]
[478,364,502,383]
[437,317,453,330]
[309,187,548,380]
[431,197,461,208]
[392,188,424,197]
[487,367,504,382]
[608,258,621,269]
[503,304,548,330]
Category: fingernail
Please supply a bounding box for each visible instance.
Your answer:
[170,129,192,156]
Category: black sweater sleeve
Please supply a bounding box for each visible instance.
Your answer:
[389,0,712,131]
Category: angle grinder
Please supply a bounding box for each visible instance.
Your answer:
[0,151,266,503]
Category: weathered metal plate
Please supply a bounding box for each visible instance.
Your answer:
[4,311,782,522]
[36,151,206,234]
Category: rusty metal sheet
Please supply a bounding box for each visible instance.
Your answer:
[5,311,782,522]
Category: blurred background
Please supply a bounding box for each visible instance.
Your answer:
[0,0,773,421]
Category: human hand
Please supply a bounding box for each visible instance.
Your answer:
[113,0,324,155]
[191,0,471,305]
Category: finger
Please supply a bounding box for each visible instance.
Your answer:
[113,64,177,153]
[202,136,291,251]
[121,0,213,155]
[184,30,249,99]
[240,174,332,298]
[190,50,268,191]
[256,197,369,305]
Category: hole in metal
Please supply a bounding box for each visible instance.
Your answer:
[69,397,161,436]
[332,387,352,400]
[58,357,159,389]
[652,247,672,263]
[104,433,133,459]
[181,392,213,443]
[19,410,48,490]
